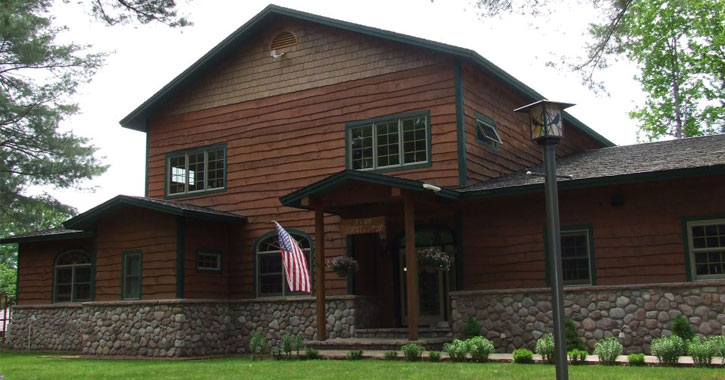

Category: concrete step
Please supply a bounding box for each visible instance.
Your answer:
[305,337,452,351]
[354,327,453,339]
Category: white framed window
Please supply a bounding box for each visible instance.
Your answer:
[687,219,725,280]
[196,251,222,272]
[166,144,225,196]
[255,231,311,297]
[53,250,92,303]
[347,112,430,171]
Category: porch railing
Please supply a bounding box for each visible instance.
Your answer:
[0,292,11,343]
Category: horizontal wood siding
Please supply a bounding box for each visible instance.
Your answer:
[17,239,93,305]
[165,17,447,116]
[184,219,231,299]
[461,62,603,184]
[149,58,458,298]
[462,176,725,290]
[95,207,177,300]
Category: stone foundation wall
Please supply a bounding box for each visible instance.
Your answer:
[8,305,86,351]
[9,295,376,357]
[451,281,725,354]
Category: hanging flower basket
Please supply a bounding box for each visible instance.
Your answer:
[326,256,359,277]
[417,247,452,271]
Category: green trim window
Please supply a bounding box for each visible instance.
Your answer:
[686,219,725,280]
[53,250,92,303]
[196,251,222,273]
[122,251,142,300]
[346,111,431,171]
[474,113,502,150]
[561,229,593,285]
[255,231,311,297]
[166,144,226,197]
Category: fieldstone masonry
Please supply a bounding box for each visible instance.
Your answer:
[451,281,725,354]
[8,295,377,357]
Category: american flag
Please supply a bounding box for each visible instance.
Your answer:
[274,222,311,293]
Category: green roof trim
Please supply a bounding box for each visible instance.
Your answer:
[0,229,93,245]
[63,195,247,230]
[119,5,613,147]
[279,169,459,209]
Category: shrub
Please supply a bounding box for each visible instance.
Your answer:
[628,353,645,366]
[463,317,481,339]
[467,336,495,363]
[383,351,398,360]
[270,347,282,360]
[248,331,267,360]
[536,333,555,364]
[279,333,293,359]
[401,343,424,362]
[593,337,622,365]
[305,347,320,360]
[444,339,469,362]
[347,349,364,360]
[565,317,587,351]
[512,348,534,364]
[713,336,725,364]
[292,334,305,358]
[428,350,441,362]
[672,315,695,343]
[651,335,684,366]
[568,349,587,365]
[688,337,717,367]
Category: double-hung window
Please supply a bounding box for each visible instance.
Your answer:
[560,229,594,285]
[686,219,725,280]
[53,250,92,303]
[347,112,430,171]
[167,144,226,196]
[122,251,142,300]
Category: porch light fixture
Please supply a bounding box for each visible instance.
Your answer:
[515,99,574,380]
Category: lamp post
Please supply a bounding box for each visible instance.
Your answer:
[514,100,574,380]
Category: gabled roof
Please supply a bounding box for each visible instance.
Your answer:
[119,4,613,147]
[0,228,93,244]
[63,195,247,230]
[461,134,725,197]
[280,169,459,209]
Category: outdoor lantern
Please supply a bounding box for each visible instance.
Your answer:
[514,100,574,143]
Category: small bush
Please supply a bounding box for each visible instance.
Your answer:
[444,339,469,362]
[568,349,587,365]
[688,337,717,367]
[536,333,555,364]
[512,348,534,364]
[428,350,441,362]
[651,335,684,366]
[347,349,364,360]
[467,336,495,363]
[305,347,320,360]
[248,331,267,360]
[713,336,725,364]
[270,347,282,360]
[383,351,398,360]
[628,353,645,366]
[280,333,293,359]
[593,337,622,365]
[292,334,305,358]
[672,315,695,343]
[565,318,587,351]
[401,343,424,362]
[463,317,482,338]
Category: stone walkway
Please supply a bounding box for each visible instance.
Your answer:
[315,349,724,367]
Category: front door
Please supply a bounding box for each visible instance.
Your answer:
[400,250,447,326]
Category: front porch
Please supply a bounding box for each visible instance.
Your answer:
[280,170,462,341]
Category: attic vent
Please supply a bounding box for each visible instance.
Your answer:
[270,31,298,50]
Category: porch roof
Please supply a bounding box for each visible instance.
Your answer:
[0,228,93,244]
[279,170,459,210]
[63,195,247,230]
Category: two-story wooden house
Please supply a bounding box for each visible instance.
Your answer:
[4,5,724,357]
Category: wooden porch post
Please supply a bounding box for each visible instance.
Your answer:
[404,196,418,341]
[315,207,326,341]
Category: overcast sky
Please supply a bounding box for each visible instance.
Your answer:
[46,0,644,213]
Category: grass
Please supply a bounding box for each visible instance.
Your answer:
[0,351,723,380]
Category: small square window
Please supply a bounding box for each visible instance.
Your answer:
[197,251,222,272]
[474,113,503,150]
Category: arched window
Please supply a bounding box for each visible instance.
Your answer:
[53,250,92,303]
[256,230,311,297]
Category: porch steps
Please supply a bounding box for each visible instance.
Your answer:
[305,337,451,351]
[353,327,453,339]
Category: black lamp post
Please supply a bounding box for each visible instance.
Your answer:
[514,99,574,380]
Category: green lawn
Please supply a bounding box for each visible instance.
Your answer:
[0,352,723,380]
